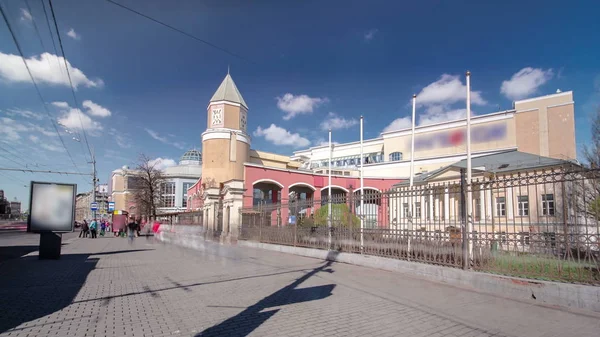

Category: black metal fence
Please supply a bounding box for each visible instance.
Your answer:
[240,167,600,285]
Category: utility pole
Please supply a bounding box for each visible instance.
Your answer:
[89,146,97,220]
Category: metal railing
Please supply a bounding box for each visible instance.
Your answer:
[240,167,600,285]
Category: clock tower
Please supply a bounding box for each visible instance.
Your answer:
[201,72,250,188]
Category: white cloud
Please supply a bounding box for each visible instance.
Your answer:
[320,112,358,131]
[108,128,131,149]
[314,138,340,147]
[382,116,412,133]
[149,157,177,170]
[29,124,57,137]
[57,108,103,133]
[500,67,554,100]
[417,74,487,106]
[51,101,70,108]
[82,100,111,117]
[20,8,32,21]
[145,128,185,149]
[0,52,103,89]
[3,108,44,120]
[419,108,472,126]
[364,28,378,41]
[66,28,81,40]
[381,74,486,133]
[29,135,39,143]
[40,143,63,152]
[276,93,327,120]
[253,124,310,148]
[0,117,30,141]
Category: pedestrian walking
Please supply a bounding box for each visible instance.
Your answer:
[127,216,137,243]
[79,220,89,238]
[100,221,106,236]
[90,219,98,239]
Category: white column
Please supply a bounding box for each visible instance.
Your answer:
[506,188,514,220]
[450,194,456,223]
[485,187,492,220]
[479,188,485,222]
[434,194,440,220]
[420,194,426,222]
[428,192,434,222]
[444,188,450,221]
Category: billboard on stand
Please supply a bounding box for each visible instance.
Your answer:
[27,181,77,233]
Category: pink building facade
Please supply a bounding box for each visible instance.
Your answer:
[243,163,404,227]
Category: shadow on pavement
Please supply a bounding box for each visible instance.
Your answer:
[0,245,39,263]
[72,266,321,305]
[0,249,151,334]
[197,251,339,337]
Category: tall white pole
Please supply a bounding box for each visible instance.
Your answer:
[409,94,416,188]
[359,116,364,252]
[466,70,473,268]
[408,94,416,256]
[328,128,332,248]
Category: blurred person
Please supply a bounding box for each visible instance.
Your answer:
[90,219,98,238]
[79,220,89,238]
[127,216,137,243]
[100,220,106,236]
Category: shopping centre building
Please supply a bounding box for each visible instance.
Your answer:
[183,72,577,237]
[110,149,202,216]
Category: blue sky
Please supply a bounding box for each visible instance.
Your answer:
[1,0,599,208]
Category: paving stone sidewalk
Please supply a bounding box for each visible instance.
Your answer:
[0,235,598,337]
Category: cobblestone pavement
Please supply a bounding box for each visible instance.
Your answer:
[0,236,598,337]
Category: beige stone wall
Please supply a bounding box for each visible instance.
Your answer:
[514,92,575,160]
[112,193,127,213]
[202,138,249,186]
[515,109,540,156]
[547,104,576,160]
[112,174,125,192]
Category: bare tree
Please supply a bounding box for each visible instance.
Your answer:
[583,108,600,169]
[576,108,600,221]
[131,154,166,220]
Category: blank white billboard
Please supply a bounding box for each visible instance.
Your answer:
[28,182,76,233]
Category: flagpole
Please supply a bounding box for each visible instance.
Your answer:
[328,128,332,249]
[465,70,473,269]
[360,116,364,253]
[408,94,416,256]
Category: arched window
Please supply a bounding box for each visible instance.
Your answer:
[389,152,403,162]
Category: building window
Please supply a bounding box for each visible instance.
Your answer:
[541,194,555,216]
[518,195,529,216]
[475,198,481,220]
[160,182,176,208]
[389,152,403,162]
[182,182,193,208]
[496,197,506,216]
[403,203,409,218]
[414,202,421,218]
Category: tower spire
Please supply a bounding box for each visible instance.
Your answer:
[227,65,230,75]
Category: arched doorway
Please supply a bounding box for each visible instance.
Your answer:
[320,185,348,205]
[252,179,284,226]
[354,188,381,229]
[252,179,284,206]
[288,183,316,220]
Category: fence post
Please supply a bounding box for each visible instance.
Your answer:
[460,169,469,270]
[561,180,569,255]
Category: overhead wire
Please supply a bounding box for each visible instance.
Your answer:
[48,0,93,162]
[24,0,52,70]
[105,0,254,64]
[0,2,82,174]
[40,0,63,73]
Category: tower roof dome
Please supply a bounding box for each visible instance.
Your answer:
[180,149,202,165]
